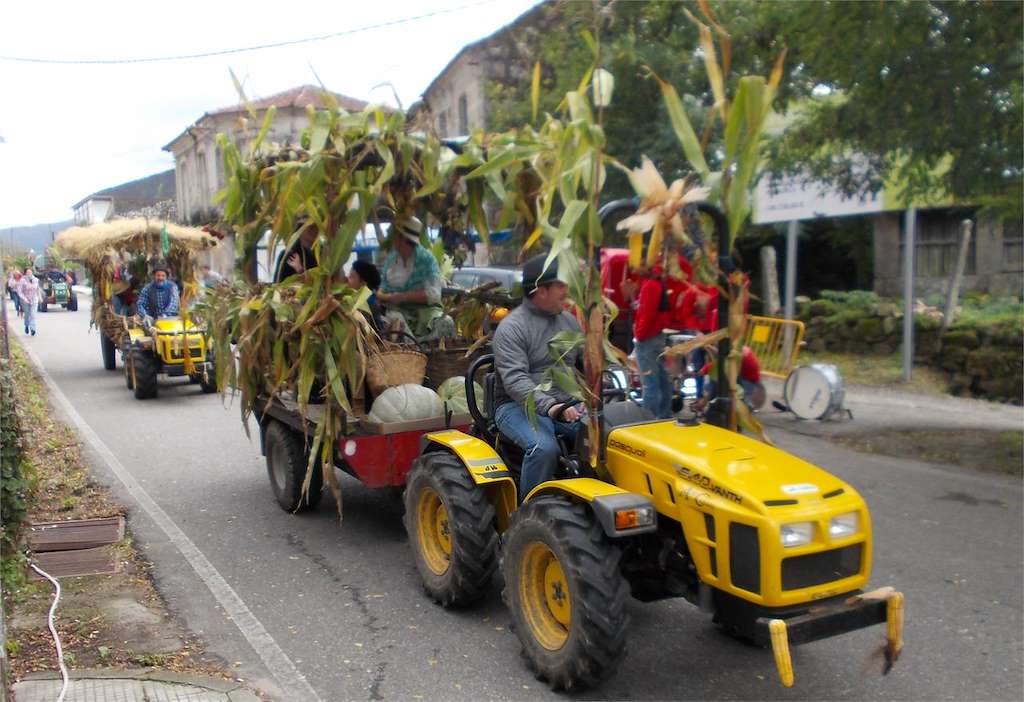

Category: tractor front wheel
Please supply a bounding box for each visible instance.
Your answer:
[131,349,158,400]
[265,421,323,512]
[101,334,117,370]
[404,451,497,607]
[502,497,629,691]
[67,295,78,311]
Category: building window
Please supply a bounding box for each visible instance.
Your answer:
[1003,218,1024,272]
[458,94,468,135]
[899,210,976,278]
[438,111,448,137]
[197,152,210,208]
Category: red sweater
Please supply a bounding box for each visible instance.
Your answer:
[633,276,669,342]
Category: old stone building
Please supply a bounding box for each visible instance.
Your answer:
[420,5,545,136]
[162,85,372,273]
[163,85,369,225]
[872,210,1023,297]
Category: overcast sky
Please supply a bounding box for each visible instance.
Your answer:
[0,0,540,229]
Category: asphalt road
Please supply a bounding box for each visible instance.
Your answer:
[8,296,1023,702]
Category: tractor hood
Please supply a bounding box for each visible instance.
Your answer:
[606,420,850,513]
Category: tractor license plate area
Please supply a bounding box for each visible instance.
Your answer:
[754,596,887,647]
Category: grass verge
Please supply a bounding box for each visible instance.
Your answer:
[2,338,237,687]
[801,349,953,396]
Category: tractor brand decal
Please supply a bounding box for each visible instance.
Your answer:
[608,439,646,458]
[682,486,712,508]
[781,483,819,495]
[674,464,742,504]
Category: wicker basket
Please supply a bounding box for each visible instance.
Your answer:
[366,347,427,396]
[425,343,485,387]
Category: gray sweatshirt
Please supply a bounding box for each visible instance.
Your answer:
[492,298,581,416]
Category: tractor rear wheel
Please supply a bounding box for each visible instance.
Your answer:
[123,347,135,389]
[131,350,158,400]
[502,497,629,691]
[404,451,497,607]
[101,334,117,370]
[265,420,323,512]
[198,349,218,394]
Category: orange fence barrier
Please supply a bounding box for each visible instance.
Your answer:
[743,315,805,379]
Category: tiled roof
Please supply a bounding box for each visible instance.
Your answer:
[210,84,369,115]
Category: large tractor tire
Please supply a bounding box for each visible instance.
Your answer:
[265,420,323,512]
[101,334,117,370]
[198,349,218,394]
[502,497,629,691]
[404,451,498,607]
[123,347,135,389]
[131,349,158,400]
[67,294,78,312]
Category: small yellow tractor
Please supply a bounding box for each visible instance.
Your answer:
[403,206,904,691]
[54,219,219,400]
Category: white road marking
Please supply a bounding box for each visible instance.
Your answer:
[15,336,323,702]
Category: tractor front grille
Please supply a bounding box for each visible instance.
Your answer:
[729,522,760,594]
[781,544,863,591]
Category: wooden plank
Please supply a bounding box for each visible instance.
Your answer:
[29,547,118,579]
[27,517,124,552]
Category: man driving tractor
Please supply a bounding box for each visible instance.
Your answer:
[491,253,582,498]
[136,261,179,323]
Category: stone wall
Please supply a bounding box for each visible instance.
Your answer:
[800,296,1023,404]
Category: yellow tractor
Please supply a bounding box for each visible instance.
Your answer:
[123,317,216,400]
[402,205,904,691]
[54,219,219,400]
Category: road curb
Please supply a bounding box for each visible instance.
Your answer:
[16,668,261,701]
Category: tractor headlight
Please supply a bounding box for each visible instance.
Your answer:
[829,512,860,539]
[780,522,814,548]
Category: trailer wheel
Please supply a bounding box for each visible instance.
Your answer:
[502,497,629,691]
[404,451,497,607]
[101,334,117,370]
[265,421,323,512]
[131,349,158,400]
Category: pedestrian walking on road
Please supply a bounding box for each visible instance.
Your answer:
[6,270,23,317]
[16,267,40,336]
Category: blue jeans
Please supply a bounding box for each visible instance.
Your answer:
[635,333,673,419]
[493,401,579,499]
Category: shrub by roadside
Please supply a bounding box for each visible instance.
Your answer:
[799,290,1023,404]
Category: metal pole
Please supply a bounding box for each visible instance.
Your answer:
[902,208,917,382]
[784,220,798,321]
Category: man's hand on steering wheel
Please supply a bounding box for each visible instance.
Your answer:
[548,402,582,423]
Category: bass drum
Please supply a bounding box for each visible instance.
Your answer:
[783,363,845,420]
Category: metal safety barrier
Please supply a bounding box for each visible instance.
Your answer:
[743,315,805,379]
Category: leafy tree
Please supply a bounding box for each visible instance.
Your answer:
[752,0,1023,214]
[487,1,1022,215]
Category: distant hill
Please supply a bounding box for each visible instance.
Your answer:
[1,220,74,256]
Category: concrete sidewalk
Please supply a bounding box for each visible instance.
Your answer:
[758,374,1022,435]
[14,669,260,702]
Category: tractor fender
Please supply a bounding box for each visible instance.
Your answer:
[420,430,518,531]
[525,478,658,538]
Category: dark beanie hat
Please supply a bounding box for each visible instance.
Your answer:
[522,253,559,295]
[351,259,381,290]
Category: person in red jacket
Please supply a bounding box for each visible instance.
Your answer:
[629,266,673,418]
[694,345,764,411]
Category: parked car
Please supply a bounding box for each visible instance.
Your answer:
[449,266,522,293]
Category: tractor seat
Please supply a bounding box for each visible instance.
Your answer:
[601,400,656,439]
